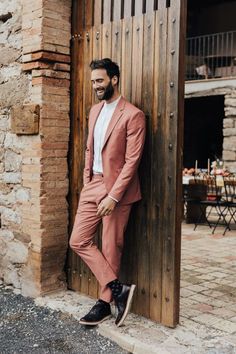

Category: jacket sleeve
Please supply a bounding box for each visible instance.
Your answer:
[109,111,146,202]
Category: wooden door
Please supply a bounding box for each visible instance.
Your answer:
[68,0,187,327]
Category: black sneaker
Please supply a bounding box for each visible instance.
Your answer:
[115,284,136,327]
[79,300,111,326]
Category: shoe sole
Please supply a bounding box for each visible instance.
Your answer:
[116,284,136,327]
[79,314,111,326]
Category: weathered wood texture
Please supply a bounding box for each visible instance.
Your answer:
[68,0,186,327]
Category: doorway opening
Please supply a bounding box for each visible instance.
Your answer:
[184,95,224,169]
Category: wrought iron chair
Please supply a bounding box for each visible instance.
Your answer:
[222,174,236,234]
[193,173,229,234]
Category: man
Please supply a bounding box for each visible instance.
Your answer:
[69,58,146,327]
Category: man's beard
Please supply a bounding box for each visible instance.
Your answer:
[96,80,114,101]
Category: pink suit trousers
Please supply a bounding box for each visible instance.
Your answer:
[69,174,132,303]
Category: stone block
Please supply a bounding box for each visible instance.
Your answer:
[3,267,21,288]
[0,116,9,131]
[11,104,40,135]
[3,172,21,184]
[0,77,30,107]
[1,207,21,224]
[5,150,22,171]
[15,188,30,202]
[225,98,236,107]
[4,133,29,151]
[223,150,236,161]
[13,230,31,244]
[0,133,5,145]
[223,128,236,137]
[223,137,236,151]
[0,190,16,206]
[6,240,28,264]
[0,46,21,66]
[223,118,234,128]
[225,106,236,117]
[0,238,8,256]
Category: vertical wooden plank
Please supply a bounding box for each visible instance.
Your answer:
[91,24,103,299]
[130,14,145,315]
[134,0,144,16]
[83,27,99,299]
[102,22,112,58]
[113,0,122,21]
[123,0,133,18]
[68,0,85,292]
[85,0,93,28]
[148,0,168,323]
[146,9,163,322]
[103,0,112,23]
[135,11,156,319]
[94,0,102,25]
[161,0,187,327]
[120,15,137,313]
[120,17,133,101]
[131,15,143,107]
[75,0,93,294]
[146,0,155,13]
[92,24,102,105]
[111,20,122,66]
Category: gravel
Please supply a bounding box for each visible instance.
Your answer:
[0,285,128,354]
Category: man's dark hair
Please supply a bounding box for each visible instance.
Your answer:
[90,58,120,85]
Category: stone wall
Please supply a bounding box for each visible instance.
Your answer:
[223,91,236,172]
[0,0,71,296]
[0,0,32,288]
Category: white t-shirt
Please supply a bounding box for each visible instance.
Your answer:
[93,96,121,174]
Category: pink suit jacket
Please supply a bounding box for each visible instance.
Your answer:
[83,96,146,205]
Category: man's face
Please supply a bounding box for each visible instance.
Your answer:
[91,68,117,101]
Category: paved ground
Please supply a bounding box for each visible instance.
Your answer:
[34,223,236,354]
[0,285,127,354]
[1,222,236,353]
[181,223,236,337]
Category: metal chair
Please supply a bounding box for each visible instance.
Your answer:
[194,173,229,234]
[223,174,236,234]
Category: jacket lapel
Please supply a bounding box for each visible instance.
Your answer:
[102,96,126,150]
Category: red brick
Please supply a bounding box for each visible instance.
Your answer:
[23,61,52,71]
[42,43,70,55]
[32,77,70,88]
[42,142,68,150]
[32,69,70,80]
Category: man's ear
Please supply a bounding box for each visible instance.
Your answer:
[112,75,118,85]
